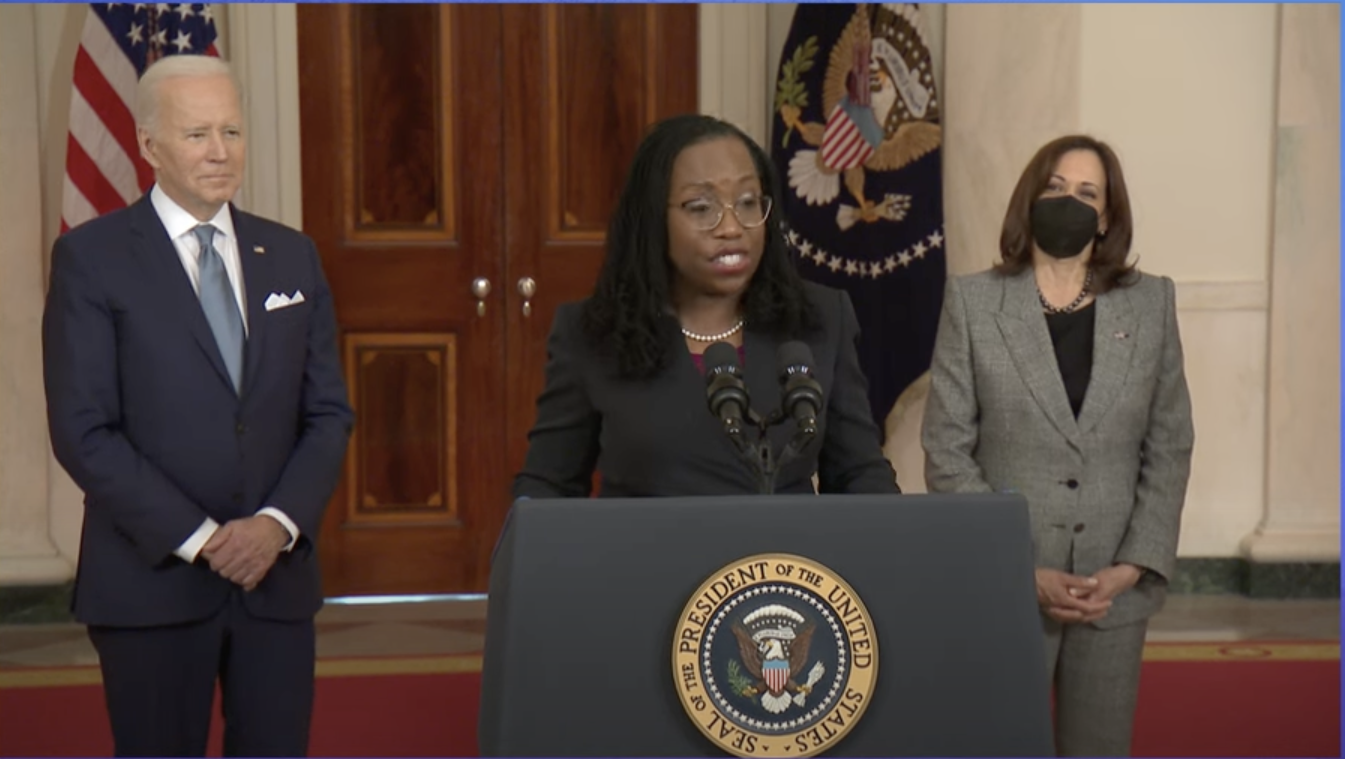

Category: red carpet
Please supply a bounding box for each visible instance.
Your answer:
[0,661,481,758]
[1131,643,1340,758]
[0,645,1337,757]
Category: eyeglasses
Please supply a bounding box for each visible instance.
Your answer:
[673,194,773,232]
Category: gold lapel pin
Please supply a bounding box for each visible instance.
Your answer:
[253,245,265,255]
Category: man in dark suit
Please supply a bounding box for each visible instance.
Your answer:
[42,54,353,757]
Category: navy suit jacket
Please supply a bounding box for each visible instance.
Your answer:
[43,194,354,628]
[514,281,899,498]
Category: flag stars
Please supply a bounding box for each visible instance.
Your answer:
[175,3,195,19]
[126,22,145,45]
[151,28,168,49]
[797,229,945,279]
[172,29,193,52]
[156,3,172,14]
[201,4,215,23]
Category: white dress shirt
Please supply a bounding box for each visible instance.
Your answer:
[150,186,301,562]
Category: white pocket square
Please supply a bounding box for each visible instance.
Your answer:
[264,290,306,312]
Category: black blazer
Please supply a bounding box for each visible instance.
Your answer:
[43,194,354,627]
[514,281,898,498]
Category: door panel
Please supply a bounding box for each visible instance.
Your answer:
[297,4,697,595]
[501,4,698,477]
[299,4,506,595]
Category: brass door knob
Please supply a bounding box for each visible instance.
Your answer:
[517,277,537,317]
[471,277,491,317]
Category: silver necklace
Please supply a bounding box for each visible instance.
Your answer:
[1039,269,1094,314]
[681,319,744,343]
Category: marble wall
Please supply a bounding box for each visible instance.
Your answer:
[0,4,1337,586]
[765,3,1338,560]
[0,4,71,584]
[1243,3,1341,562]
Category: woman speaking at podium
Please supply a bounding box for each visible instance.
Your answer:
[922,135,1195,757]
[513,114,898,499]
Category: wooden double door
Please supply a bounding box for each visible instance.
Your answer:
[296,4,697,596]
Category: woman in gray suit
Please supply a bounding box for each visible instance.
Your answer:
[922,135,1194,756]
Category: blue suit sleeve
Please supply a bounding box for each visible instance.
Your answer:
[43,236,210,564]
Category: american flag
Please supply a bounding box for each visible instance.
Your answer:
[61,3,220,234]
[772,4,945,440]
[763,658,790,694]
[820,104,877,171]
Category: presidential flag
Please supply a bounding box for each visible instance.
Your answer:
[61,3,221,233]
[771,3,945,440]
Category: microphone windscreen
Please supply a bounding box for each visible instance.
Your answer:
[704,341,742,375]
[776,341,814,375]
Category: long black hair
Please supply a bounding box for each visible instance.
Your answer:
[581,114,819,379]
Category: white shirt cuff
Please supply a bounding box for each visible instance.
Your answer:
[174,517,221,563]
[257,507,300,552]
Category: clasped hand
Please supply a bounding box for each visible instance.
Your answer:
[200,515,290,591]
[1035,564,1142,624]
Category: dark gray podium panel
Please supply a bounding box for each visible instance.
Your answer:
[479,493,1052,757]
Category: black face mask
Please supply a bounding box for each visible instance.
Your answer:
[1030,195,1100,259]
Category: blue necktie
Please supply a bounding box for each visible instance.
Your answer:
[192,224,245,392]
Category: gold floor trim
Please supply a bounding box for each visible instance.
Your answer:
[0,654,483,690]
[0,667,103,689]
[1,644,1336,690]
[317,654,482,677]
[1142,642,1339,662]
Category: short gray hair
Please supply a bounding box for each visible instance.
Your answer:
[135,55,244,133]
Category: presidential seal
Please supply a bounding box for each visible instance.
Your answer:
[672,554,878,758]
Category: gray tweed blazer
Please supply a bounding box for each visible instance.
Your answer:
[922,267,1194,628]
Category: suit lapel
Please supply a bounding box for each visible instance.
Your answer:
[993,269,1081,446]
[233,208,270,400]
[1076,286,1136,435]
[129,197,236,393]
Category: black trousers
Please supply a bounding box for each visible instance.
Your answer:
[88,589,315,757]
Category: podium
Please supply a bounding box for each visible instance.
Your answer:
[478,493,1053,757]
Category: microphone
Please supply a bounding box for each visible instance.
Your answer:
[703,341,750,444]
[776,341,824,440]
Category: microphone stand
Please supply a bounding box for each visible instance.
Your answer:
[730,409,814,495]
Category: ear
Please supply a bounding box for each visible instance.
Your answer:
[137,126,160,169]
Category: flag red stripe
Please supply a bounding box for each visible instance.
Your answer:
[65,135,127,217]
[72,47,152,191]
[826,124,872,169]
[830,128,867,167]
[60,5,221,232]
[821,121,859,164]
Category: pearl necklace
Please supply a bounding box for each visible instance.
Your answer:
[681,318,745,343]
[1038,269,1094,315]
